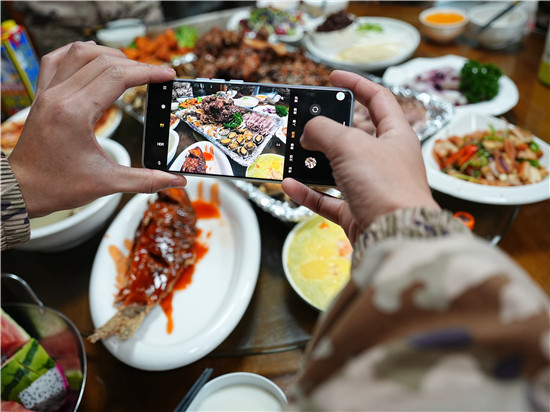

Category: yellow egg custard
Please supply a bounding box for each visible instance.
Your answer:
[283,215,352,311]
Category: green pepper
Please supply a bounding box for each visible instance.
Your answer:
[529,141,541,154]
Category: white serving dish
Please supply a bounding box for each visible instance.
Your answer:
[422,112,550,205]
[89,177,261,370]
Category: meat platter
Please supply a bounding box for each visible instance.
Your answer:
[174,94,283,167]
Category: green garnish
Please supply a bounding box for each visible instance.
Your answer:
[275,105,288,117]
[223,112,243,129]
[175,25,199,48]
[529,141,541,154]
[459,60,502,104]
[357,22,383,32]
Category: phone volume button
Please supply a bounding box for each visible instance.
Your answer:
[229,79,244,83]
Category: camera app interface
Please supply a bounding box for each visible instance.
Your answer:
[153,80,352,184]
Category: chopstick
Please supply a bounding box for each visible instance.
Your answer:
[472,1,521,36]
[173,368,214,412]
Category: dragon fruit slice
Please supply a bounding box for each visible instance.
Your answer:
[18,365,69,412]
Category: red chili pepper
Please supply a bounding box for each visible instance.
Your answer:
[445,145,478,167]
[453,211,475,231]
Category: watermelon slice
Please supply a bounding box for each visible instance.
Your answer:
[1,338,55,402]
[1,309,30,364]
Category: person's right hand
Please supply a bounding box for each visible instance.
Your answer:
[8,41,186,218]
[282,70,439,244]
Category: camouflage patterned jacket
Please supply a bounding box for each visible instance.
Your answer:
[1,153,30,250]
[287,208,549,411]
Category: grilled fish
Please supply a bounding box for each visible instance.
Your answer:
[89,188,197,342]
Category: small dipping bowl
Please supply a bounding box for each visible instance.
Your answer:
[187,372,287,411]
[419,7,468,44]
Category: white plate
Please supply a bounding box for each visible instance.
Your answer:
[167,129,179,164]
[169,141,233,176]
[304,17,420,72]
[383,55,519,116]
[233,96,259,108]
[89,177,261,370]
[422,113,550,205]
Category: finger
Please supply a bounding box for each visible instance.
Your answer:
[109,166,187,194]
[46,41,129,90]
[329,70,411,137]
[35,43,75,98]
[54,59,175,122]
[299,116,359,155]
[282,178,345,225]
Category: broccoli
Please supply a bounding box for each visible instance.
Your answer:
[275,105,288,117]
[459,60,502,104]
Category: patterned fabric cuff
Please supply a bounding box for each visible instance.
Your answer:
[1,152,30,250]
[352,208,471,267]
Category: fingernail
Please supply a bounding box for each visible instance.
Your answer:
[85,40,96,45]
[169,178,187,188]
[162,66,176,74]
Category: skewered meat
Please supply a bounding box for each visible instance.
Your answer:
[88,188,197,342]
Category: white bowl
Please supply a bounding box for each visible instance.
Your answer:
[187,372,287,411]
[15,139,130,252]
[419,7,468,44]
[96,23,146,48]
[468,3,528,49]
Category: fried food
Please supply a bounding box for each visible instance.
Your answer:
[88,188,197,342]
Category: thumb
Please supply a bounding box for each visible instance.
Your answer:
[300,116,349,154]
[112,166,187,194]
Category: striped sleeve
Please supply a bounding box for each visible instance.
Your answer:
[1,152,30,250]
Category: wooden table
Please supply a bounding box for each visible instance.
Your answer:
[2,3,549,411]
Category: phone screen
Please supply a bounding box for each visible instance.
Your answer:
[143,79,353,186]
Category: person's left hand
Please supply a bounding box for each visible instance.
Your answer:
[8,41,187,218]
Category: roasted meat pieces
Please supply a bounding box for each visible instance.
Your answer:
[182,147,207,173]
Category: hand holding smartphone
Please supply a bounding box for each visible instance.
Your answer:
[143,79,354,186]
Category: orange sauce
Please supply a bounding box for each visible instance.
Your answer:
[192,182,221,219]
[108,244,130,289]
[203,145,215,161]
[425,12,465,25]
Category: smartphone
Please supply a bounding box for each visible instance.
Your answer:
[143,79,354,186]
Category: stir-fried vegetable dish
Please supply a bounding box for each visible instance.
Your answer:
[432,125,548,186]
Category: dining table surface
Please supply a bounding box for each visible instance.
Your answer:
[2,2,549,411]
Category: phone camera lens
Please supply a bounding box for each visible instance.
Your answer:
[336,92,345,101]
[310,104,321,116]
